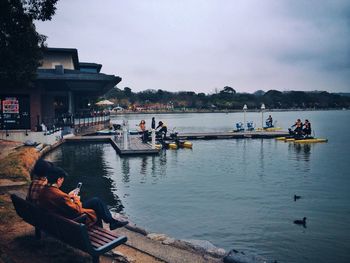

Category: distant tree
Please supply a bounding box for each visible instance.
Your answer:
[253,90,265,96]
[221,86,236,94]
[105,86,123,99]
[123,87,132,96]
[0,0,59,88]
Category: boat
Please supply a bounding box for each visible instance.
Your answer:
[168,143,178,149]
[294,138,328,143]
[182,141,193,149]
[275,137,328,143]
[256,126,283,132]
[276,136,287,141]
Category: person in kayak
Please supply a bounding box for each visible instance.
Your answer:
[156,121,167,140]
[302,119,312,137]
[266,115,273,128]
[290,119,303,137]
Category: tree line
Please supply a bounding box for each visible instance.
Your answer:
[104,86,350,110]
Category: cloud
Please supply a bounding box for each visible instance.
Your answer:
[36,0,350,93]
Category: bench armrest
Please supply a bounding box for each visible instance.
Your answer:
[72,214,87,224]
[94,236,128,254]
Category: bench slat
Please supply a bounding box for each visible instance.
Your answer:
[89,225,120,238]
[89,235,113,245]
[89,231,113,244]
[88,228,118,240]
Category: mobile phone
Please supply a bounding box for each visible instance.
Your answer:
[75,182,82,196]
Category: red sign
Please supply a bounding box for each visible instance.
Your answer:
[2,97,19,114]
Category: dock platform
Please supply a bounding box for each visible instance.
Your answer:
[64,130,289,156]
[111,136,159,156]
[64,135,160,156]
[176,131,289,140]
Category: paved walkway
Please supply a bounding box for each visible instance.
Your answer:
[116,227,223,263]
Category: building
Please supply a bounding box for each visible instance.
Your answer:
[0,47,121,144]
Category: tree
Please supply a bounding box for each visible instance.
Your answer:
[0,0,59,88]
[221,86,236,94]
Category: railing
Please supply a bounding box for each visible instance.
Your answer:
[0,112,110,136]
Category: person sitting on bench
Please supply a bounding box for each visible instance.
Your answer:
[26,159,53,204]
[38,166,128,230]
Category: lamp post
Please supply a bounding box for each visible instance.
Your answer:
[243,104,248,130]
[261,103,265,128]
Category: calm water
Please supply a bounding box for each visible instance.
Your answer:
[45,111,350,263]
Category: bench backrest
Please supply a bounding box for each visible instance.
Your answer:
[11,194,94,254]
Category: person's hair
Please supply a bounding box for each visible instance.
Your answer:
[30,159,53,179]
[158,121,163,125]
[46,166,68,184]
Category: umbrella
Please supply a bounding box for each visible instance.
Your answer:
[95,100,114,106]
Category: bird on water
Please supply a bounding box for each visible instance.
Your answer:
[294,217,307,226]
[294,194,301,201]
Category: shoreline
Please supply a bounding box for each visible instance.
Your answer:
[110,107,348,115]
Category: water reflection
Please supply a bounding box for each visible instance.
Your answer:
[288,143,311,162]
[140,156,148,175]
[44,142,124,211]
[122,158,130,183]
[259,139,264,176]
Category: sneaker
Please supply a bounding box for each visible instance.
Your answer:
[109,220,129,230]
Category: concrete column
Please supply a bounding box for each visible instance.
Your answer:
[151,129,156,149]
[68,91,74,114]
[123,120,128,150]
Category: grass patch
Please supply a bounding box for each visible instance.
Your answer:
[0,147,40,182]
[0,195,16,224]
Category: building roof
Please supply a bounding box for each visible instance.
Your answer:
[44,48,80,69]
[79,62,102,73]
[36,68,121,95]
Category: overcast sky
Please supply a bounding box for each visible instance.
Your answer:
[36,0,350,94]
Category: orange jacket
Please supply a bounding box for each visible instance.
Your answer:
[38,185,97,226]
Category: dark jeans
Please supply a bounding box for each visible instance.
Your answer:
[83,197,114,227]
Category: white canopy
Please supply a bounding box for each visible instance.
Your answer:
[95,99,114,106]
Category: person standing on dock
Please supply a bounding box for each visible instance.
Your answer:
[151,117,156,130]
[138,120,148,143]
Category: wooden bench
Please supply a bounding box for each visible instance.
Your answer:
[11,194,127,263]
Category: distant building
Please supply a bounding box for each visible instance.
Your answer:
[0,47,121,143]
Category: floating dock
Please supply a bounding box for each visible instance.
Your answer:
[64,130,289,156]
[64,135,160,156]
[111,136,159,156]
[176,131,289,140]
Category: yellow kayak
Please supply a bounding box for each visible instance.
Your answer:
[276,137,328,143]
[168,143,178,149]
[182,141,193,149]
[256,127,283,132]
[294,138,328,143]
[276,137,287,141]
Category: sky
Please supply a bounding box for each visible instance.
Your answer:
[36,0,350,94]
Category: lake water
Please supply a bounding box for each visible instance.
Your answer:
[45,110,350,263]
